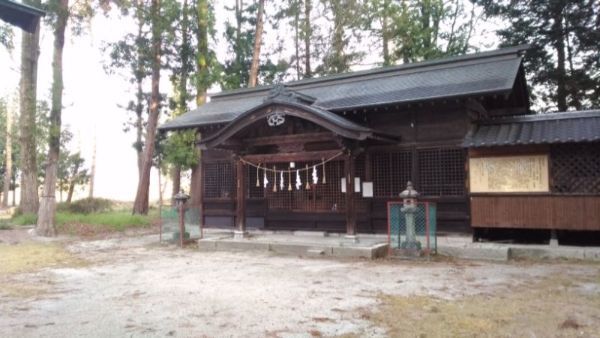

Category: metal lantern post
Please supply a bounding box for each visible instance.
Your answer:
[173,190,190,247]
[399,181,421,250]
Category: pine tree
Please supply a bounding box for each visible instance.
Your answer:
[477,0,600,111]
[133,0,164,214]
[248,0,265,87]
[103,0,152,179]
[317,0,366,75]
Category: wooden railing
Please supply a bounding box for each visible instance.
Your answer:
[471,195,600,231]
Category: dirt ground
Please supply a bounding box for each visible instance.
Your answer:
[1,229,599,338]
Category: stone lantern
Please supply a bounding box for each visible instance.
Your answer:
[173,190,190,247]
[399,182,421,250]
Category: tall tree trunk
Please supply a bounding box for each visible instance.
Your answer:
[135,4,144,178]
[333,1,344,72]
[552,7,568,111]
[294,0,300,79]
[196,0,208,105]
[248,0,265,87]
[135,85,143,178]
[189,132,202,207]
[382,0,390,66]
[2,105,12,207]
[88,135,96,198]
[304,0,312,78]
[11,174,16,206]
[66,181,75,203]
[37,0,69,236]
[18,0,41,214]
[133,0,161,215]
[158,164,163,210]
[171,165,181,202]
[170,0,190,196]
[563,16,582,110]
[180,0,190,110]
[235,0,243,85]
[192,0,211,207]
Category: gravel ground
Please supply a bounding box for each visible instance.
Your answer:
[0,232,598,337]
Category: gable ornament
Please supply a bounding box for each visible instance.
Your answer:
[267,112,285,126]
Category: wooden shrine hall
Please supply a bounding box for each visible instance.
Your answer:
[159,45,600,238]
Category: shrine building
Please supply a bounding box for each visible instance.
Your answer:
[159,45,600,240]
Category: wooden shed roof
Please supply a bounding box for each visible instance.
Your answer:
[159,45,529,131]
[0,0,45,33]
[464,110,600,147]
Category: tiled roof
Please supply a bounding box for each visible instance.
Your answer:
[159,45,528,131]
[0,0,45,33]
[464,110,600,147]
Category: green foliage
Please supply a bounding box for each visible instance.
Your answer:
[57,197,113,214]
[316,0,366,75]
[160,130,198,170]
[0,210,153,232]
[0,23,14,51]
[55,211,151,231]
[476,0,600,111]
[56,130,90,200]
[0,96,19,192]
[221,1,256,89]
[5,213,38,226]
[370,0,478,65]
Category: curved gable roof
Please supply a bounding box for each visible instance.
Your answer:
[199,99,378,150]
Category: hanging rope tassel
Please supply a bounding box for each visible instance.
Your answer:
[322,158,327,184]
[295,169,301,190]
[305,164,310,190]
[273,165,277,192]
[263,165,269,187]
[256,163,261,187]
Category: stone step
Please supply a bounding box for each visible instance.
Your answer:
[306,248,325,256]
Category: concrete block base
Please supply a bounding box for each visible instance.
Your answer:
[233,231,249,240]
[196,234,388,259]
[438,244,510,262]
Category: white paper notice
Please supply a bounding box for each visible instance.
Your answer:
[362,182,373,197]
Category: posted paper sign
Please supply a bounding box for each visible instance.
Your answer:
[362,182,373,197]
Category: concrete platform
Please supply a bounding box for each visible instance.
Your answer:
[197,230,388,259]
[196,229,600,262]
[437,236,600,262]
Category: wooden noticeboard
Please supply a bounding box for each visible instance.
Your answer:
[469,154,549,193]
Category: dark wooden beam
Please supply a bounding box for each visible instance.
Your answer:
[242,132,335,147]
[465,98,489,120]
[241,150,342,164]
[487,107,528,116]
[235,159,246,234]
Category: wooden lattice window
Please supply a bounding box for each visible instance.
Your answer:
[264,160,346,212]
[417,148,465,196]
[372,151,412,197]
[551,143,600,194]
[353,154,369,212]
[246,165,265,199]
[203,161,235,199]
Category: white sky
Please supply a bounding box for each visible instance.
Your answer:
[0,1,501,202]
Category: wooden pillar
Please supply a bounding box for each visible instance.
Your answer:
[235,158,247,236]
[364,152,373,233]
[190,131,204,235]
[345,154,356,236]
